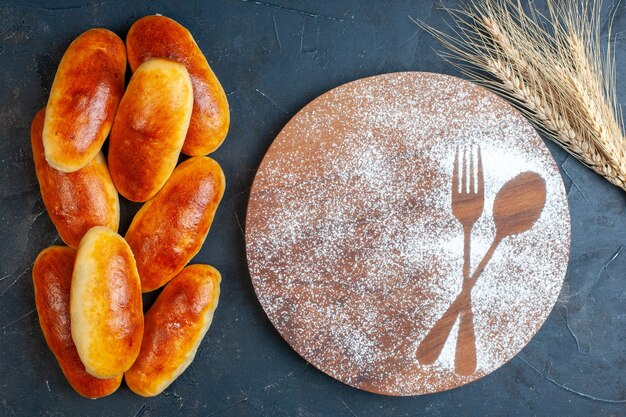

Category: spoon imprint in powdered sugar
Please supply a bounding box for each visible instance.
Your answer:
[415,171,547,371]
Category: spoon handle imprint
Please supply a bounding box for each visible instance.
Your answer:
[415,237,502,365]
[415,295,464,364]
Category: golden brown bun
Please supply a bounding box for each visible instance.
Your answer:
[126,15,229,156]
[71,226,143,378]
[125,157,225,292]
[33,246,122,398]
[125,264,221,397]
[31,109,119,249]
[108,58,193,202]
[43,28,126,172]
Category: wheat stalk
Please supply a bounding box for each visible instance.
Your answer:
[416,0,626,191]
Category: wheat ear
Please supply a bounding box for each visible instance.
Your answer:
[416,0,626,191]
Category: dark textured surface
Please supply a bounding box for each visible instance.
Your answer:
[0,0,624,416]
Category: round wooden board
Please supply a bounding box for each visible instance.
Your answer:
[245,72,570,396]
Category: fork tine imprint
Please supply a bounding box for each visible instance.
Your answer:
[461,147,467,194]
[469,147,475,193]
[477,146,484,197]
[452,146,459,196]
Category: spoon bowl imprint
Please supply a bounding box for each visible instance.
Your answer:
[493,172,547,238]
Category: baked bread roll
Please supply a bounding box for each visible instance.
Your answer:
[71,226,143,378]
[33,246,122,398]
[108,58,193,202]
[31,109,119,248]
[43,29,126,172]
[125,264,221,396]
[126,15,229,156]
[125,157,225,292]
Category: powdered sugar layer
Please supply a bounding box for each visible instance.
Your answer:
[246,72,570,395]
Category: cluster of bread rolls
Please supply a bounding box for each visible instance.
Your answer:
[31,15,227,399]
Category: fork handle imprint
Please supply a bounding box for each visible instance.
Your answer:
[415,235,502,367]
[455,295,476,375]
[457,224,476,375]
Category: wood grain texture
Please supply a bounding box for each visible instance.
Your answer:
[43,28,126,172]
[126,15,229,156]
[71,226,143,379]
[125,157,225,292]
[108,58,193,202]
[33,246,122,399]
[125,264,221,397]
[246,72,571,395]
[31,109,119,249]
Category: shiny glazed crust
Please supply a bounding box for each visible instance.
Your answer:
[33,246,122,398]
[125,157,225,292]
[43,28,126,172]
[71,226,143,378]
[125,264,221,396]
[108,58,193,202]
[31,109,120,248]
[126,15,229,156]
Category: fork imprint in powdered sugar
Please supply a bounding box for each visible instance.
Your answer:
[415,145,547,376]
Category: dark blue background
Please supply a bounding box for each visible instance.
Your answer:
[1,1,625,416]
